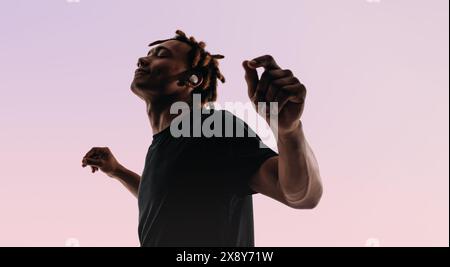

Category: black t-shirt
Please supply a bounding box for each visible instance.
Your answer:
[138,109,277,247]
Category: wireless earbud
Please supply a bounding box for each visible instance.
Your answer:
[189,74,199,85]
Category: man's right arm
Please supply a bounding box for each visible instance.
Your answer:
[82,147,141,198]
[109,164,141,198]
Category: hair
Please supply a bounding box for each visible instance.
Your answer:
[149,30,226,103]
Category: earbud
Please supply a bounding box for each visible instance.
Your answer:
[189,74,199,85]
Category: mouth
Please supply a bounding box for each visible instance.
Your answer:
[135,68,151,76]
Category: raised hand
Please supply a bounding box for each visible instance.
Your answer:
[243,55,307,134]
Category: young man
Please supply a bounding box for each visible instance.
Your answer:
[81,30,323,247]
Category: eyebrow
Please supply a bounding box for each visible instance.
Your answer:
[147,45,173,56]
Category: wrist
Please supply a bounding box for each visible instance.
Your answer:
[277,121,306,150]
[108,163,125,179]
[278,120,302,139]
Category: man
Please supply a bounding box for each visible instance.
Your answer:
[81,30,322,247]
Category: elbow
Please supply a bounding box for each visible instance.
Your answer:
[302,190,322,209]
[285,183,323,210]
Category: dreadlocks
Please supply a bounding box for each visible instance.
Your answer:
[149,30,226,103]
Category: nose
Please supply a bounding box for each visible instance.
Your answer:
[137,57,150,68]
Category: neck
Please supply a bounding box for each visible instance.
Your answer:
[145,97,178,135]
[144,94,203,135]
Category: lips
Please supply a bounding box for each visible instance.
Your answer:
[135,68,151,75]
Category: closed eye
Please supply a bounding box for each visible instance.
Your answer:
[156,49,169,57]
[148,47,171,58]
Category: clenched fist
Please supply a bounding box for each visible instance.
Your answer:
[81,147,121,178]
[243,55,307,135]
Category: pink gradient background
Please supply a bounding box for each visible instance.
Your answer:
[0,0,448,247]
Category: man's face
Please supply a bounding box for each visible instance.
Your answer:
[131,39,192,100]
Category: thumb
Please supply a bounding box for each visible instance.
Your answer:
[242,60,259,99]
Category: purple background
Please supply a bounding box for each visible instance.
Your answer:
[0,0,448,246]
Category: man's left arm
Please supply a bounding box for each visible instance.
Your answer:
[242,55,323,209]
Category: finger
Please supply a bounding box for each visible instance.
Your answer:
[262,70,294,102]
[247,55,281,70]
[98,147,111,159]
[280,83,307,104]
[267,76,300,102]
[274,91,293,111]
[83,158,103,168]
[265,83,279,103]
[84,147,110,161]
[254,71,272,103]
[271,76,300,88]
[83,148,96,159]
[83,147,103,159]
[267,69,293,79]
[242,60,259,100]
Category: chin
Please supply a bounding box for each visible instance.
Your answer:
[131,77,152,91]
[130,79,146,95]
[130,80,162,101]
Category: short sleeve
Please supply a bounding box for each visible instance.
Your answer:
[224,112,278,196]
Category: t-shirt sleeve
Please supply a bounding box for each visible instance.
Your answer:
[224,112,278,196]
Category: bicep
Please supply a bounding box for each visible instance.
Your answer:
[249,156,290,206]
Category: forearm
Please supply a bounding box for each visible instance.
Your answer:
[110,164,141,198]
[277,121,322,207]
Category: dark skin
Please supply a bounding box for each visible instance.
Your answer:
[82,39,322,208]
